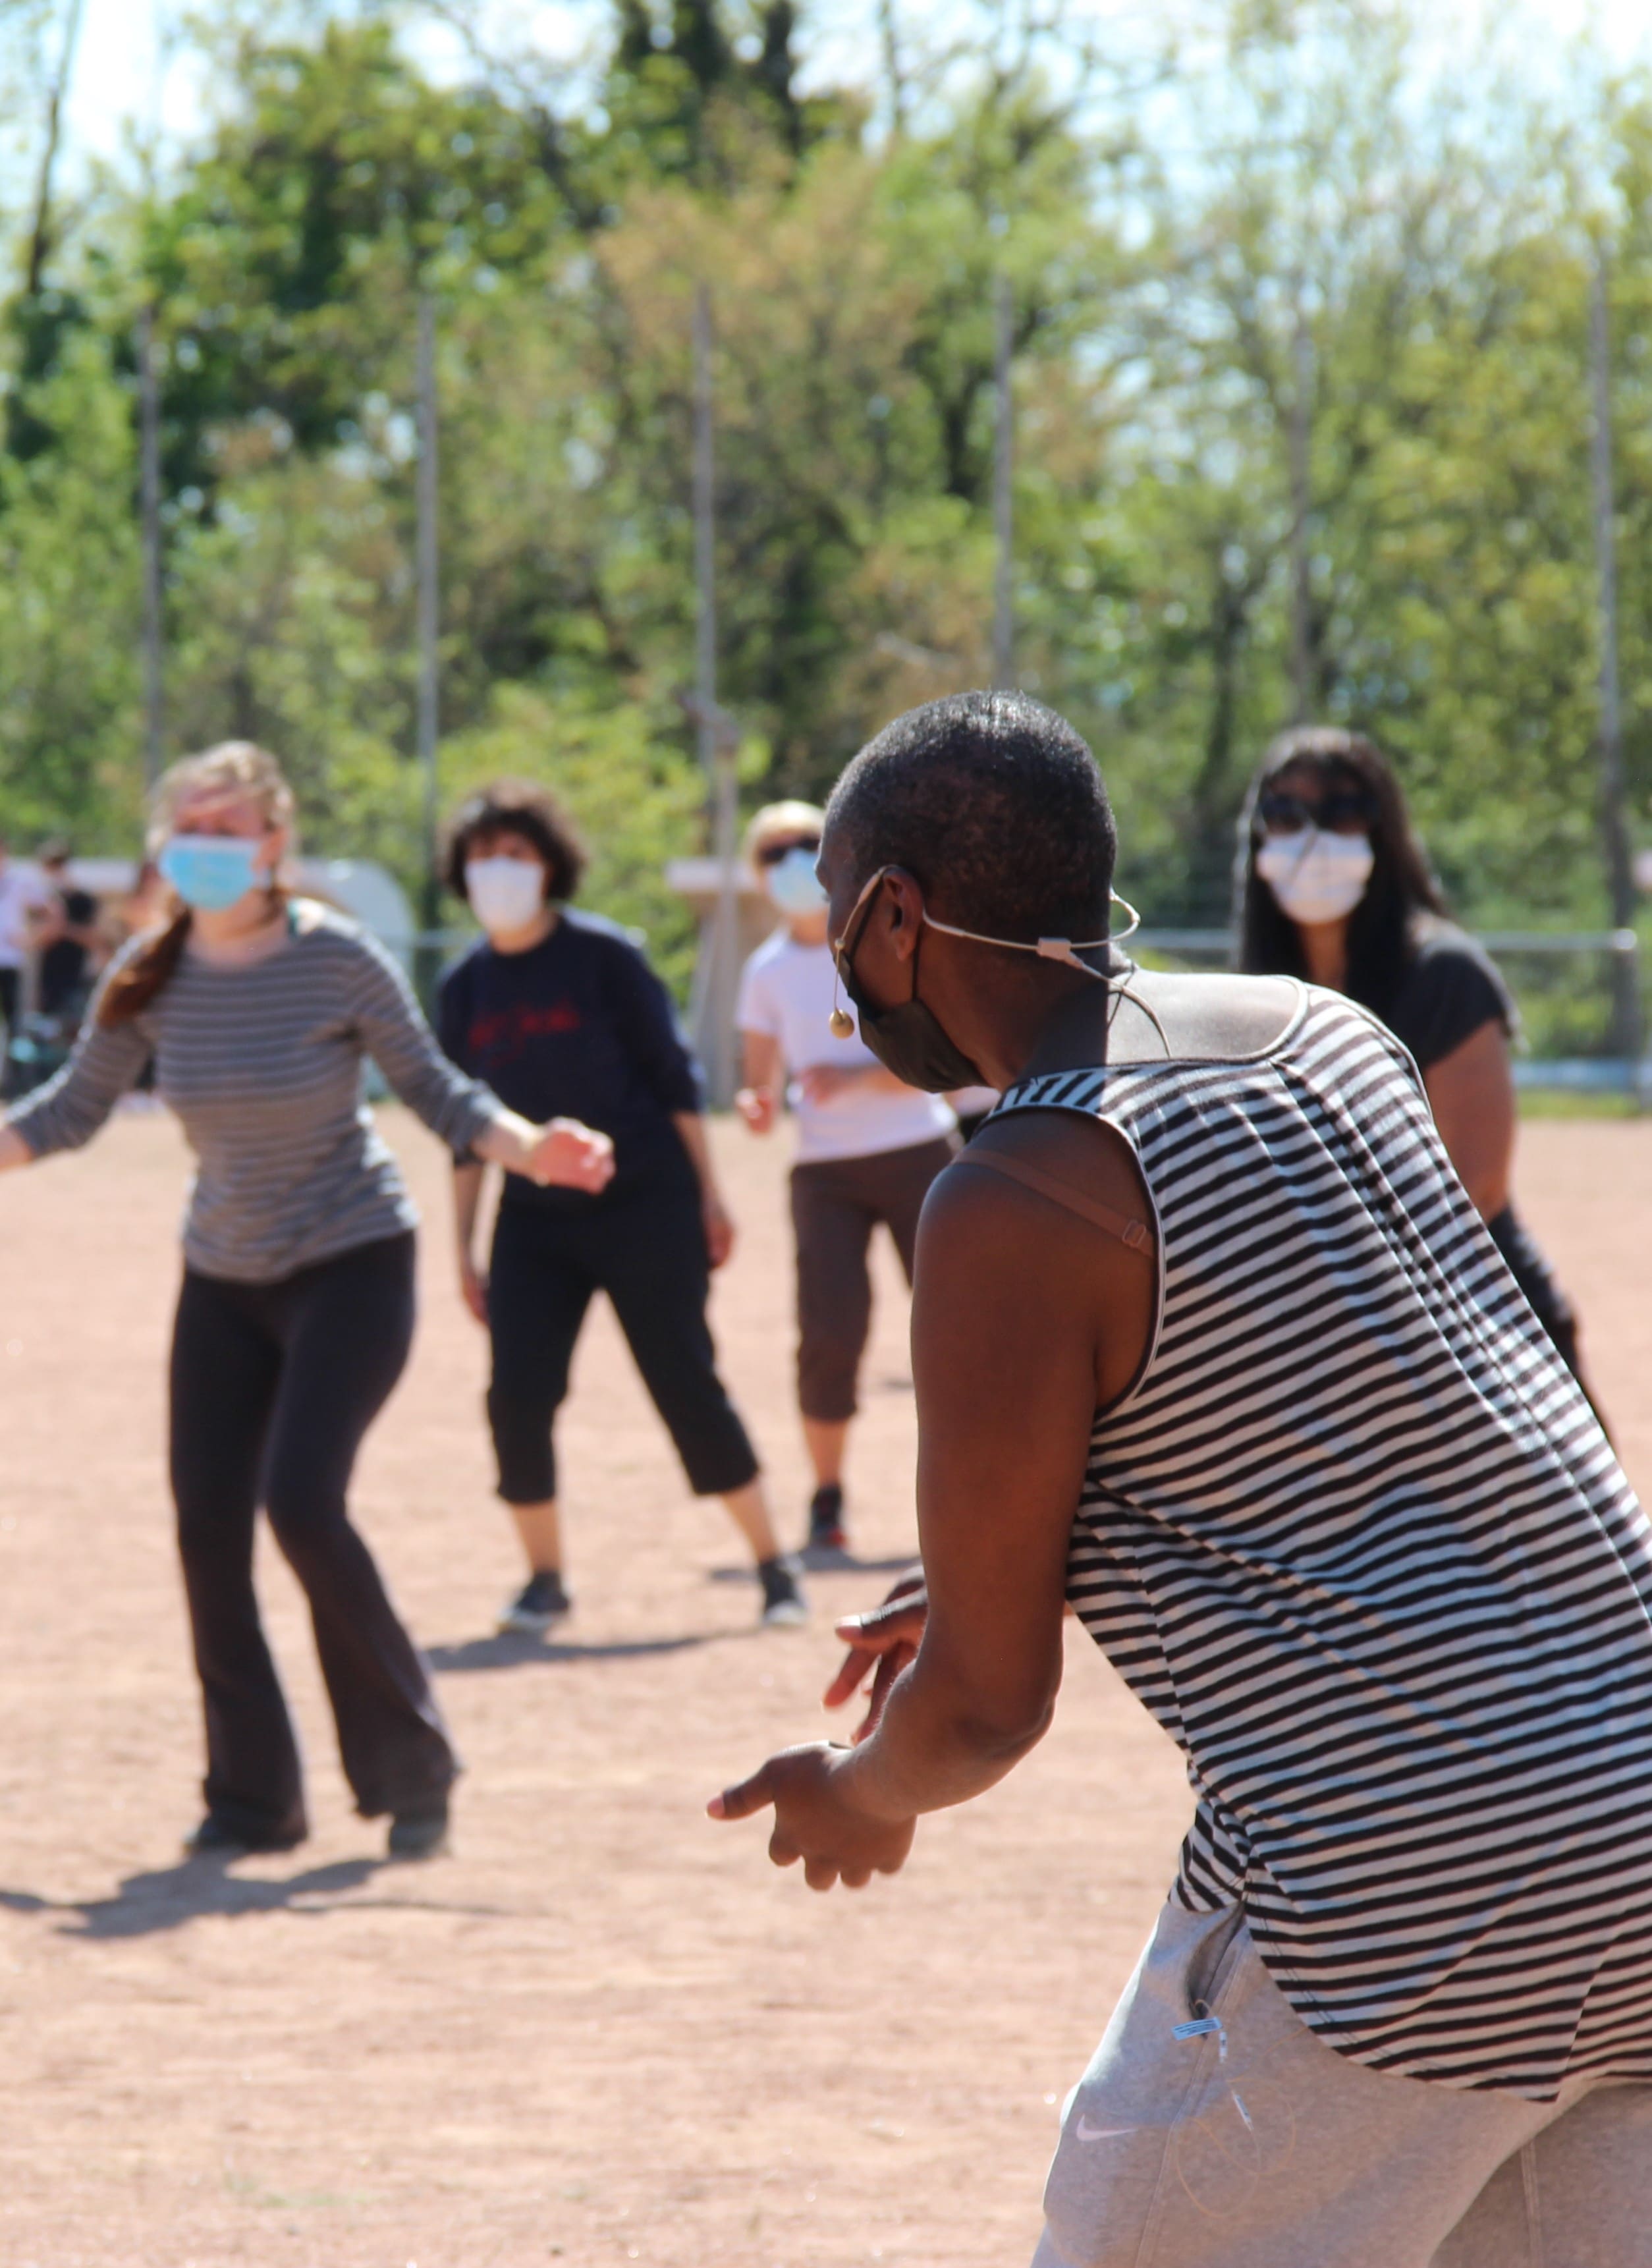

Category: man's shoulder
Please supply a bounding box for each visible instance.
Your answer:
[1109,968,1304,1065]
[921,1109,1157,1307]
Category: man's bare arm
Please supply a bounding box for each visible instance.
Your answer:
[711,1113,1154,1884]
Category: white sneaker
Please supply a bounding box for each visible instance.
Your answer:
[758,1560,808,1628]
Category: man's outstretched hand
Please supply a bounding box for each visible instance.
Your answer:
[823,1566,928,1744]
[707,1742,915,1891]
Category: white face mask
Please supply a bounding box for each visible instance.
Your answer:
[467,856,547,935]
[1255,830,1375,926]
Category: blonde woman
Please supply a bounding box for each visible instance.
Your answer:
[0,744,613,1860]
[736,800,958,1556]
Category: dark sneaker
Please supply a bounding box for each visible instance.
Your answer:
[183,1813,306,1858]
[497,1570,571,1636]
[806,1482,848,1554]
[757,1556,808,1629]
[387,1800,450,1861]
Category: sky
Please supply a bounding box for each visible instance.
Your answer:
[42,0,1652,194]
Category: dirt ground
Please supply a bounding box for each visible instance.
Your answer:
[0,1109,1647,2268]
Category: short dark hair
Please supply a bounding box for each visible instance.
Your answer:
[826,691,1117,941]
[1234,725,1445,1018]
[443,779,586,904]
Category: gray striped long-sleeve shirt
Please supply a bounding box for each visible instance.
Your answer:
[7,900,507,1283]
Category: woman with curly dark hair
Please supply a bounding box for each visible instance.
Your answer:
[436,779,805,1635]
[1235,724,1603,1412]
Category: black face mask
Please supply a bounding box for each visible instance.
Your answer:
[839,922,986,1092]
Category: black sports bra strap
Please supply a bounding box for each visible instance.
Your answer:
[954,1145,1155,1254]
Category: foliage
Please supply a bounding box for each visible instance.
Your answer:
[2,0,1652,1028]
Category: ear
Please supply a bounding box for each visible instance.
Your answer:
[878,867,926,960]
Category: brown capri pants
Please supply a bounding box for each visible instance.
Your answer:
[788,1135,957,1422]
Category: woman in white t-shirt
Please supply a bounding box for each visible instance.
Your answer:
[736,802,958,1556]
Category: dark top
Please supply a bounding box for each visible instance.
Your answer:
[437,911,702,1206]
[1383,918,1515,1073]
[38,888,97,1016]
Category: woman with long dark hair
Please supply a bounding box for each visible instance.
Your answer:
[1235,724,1601,1406]
[0,742,615,1858]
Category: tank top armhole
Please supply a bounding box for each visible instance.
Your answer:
[985,1092,1166,1420]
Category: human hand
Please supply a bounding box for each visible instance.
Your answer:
[736,1086,775,1134]
[707,1741,916,1891]
[824,1566,927,1744]
[702,1188,735,1269]
[458,1255,489,1326]
[527,1119,615,1192]
[798,1063,859,1105]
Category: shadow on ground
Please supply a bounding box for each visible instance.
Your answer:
[0,1854,520,1939]
[705,1551,917,1581]
[426,1630,723,1673]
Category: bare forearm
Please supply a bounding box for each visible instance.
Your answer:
[837,1652,1055,1823]
[452,1161,484,1256]
[471,1109,541,1176]
[672,1110,719,1194]
[1423,1024,1514,1221]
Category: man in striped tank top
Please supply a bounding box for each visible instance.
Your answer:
[712,691,1652,2265]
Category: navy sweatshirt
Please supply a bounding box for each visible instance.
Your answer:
[437,912,703,1204]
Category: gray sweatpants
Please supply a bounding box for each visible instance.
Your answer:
[1033,1898,1652,2268]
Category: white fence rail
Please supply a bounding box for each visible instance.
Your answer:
[1136,927,1646,1099]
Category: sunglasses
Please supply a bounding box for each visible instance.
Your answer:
[1256,787,1375,837]
[756,835,821,867]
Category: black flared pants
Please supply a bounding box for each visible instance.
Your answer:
[169,1232,454,1842]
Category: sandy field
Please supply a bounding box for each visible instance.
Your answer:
[0,1107,1646,2268]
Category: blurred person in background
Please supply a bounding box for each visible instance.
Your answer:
[0,743,614,1861]
[31,841,102,1025]
[0,832,50,1041]
[436,780,805,1638]
[736,800,958,1559]
[1236,723,1602,1413]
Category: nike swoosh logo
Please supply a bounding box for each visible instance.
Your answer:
[1074,2118,1135,2142]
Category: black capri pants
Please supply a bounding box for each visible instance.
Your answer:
[170,1232,455,1844]
[486,1171,759,1505]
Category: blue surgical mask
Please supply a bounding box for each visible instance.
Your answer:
[158,833,267,913]
[767,846,829,918]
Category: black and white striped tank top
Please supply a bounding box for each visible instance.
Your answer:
[999,984,1652,2098]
